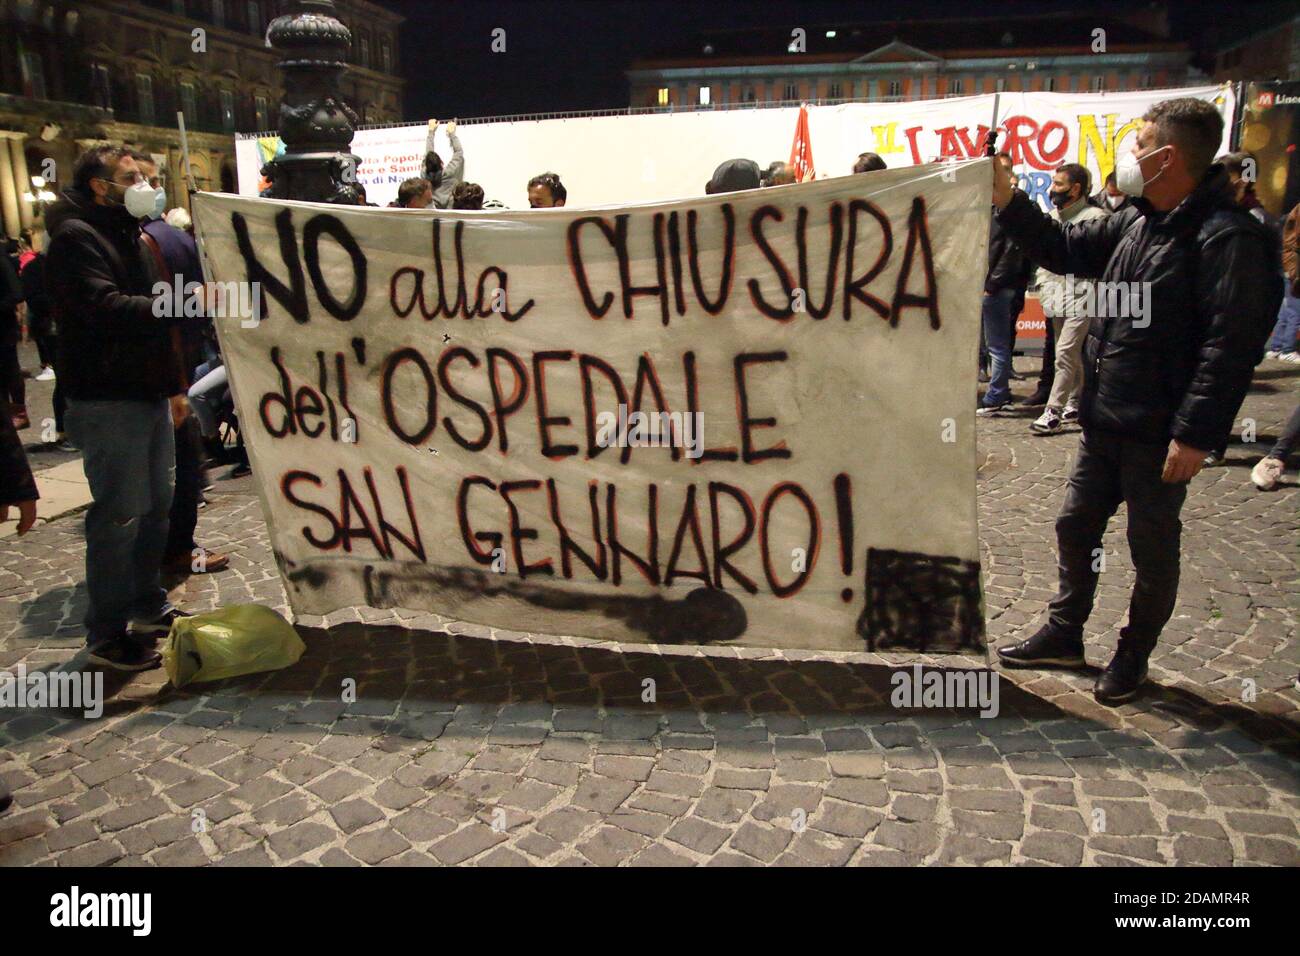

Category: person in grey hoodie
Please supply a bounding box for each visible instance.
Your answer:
[1029,163,1110,435]
[424,119,464,210]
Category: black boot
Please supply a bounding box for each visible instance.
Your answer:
[1094,640,1151,706]
[997,623,1086,668]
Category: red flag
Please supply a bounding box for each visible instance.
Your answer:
[788,104,815,183]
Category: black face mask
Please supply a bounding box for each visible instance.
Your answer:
[1049,188,1075,209]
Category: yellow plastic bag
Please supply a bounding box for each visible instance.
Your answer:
[162,605,306,688]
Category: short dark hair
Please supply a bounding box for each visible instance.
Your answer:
[1104,170,1117,187]
[1219,150,1255,181]
[1142,97,1223,181]
[452,181,484,210]
[853,152,887,173]
[397,177,431,207]
[72,144,128,195]
[996,150,1014,166]
[528,172,566,203]
[424,150,444,188]
[1056,162,1091,196]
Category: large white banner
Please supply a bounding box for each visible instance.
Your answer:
[194,162,991,655]
[236,85,1234,209]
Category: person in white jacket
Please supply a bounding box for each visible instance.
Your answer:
[424,119,464,210]
[1030,164,1111,435]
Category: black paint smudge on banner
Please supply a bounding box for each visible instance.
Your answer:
[856,547,984,653]
[279,555,747,645]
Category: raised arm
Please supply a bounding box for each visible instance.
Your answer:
[995,189,1131,279]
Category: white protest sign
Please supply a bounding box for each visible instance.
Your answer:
[235,85,1233,210]
[193,161,990,655]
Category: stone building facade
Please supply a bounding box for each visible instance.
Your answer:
[0,0,404,238]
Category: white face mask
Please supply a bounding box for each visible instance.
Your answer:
[1106,193,1124,209]
[125,181,165,220]
[1115,144,1170,198]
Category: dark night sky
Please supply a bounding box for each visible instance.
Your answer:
[376,0,1299,122]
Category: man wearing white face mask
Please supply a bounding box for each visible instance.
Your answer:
[44,145,193,671]
[990,98,1283,705]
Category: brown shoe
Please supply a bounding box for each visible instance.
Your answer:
[163,549,231,574]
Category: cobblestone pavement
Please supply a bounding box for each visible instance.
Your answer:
[0,358,1296,867]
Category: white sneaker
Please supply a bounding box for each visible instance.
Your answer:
[1264,350,1281,360]
[1251,456,1285,490]
[1029,408,1062,435]
[1280,352,1300,364]
[1061,402,1079,424]
[35,366,55,381]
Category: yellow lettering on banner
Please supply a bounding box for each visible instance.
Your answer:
[1077,114,1141,185]
[871,123,905,154]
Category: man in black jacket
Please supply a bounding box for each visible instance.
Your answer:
[44,145,192,671]
[0,409,37,814]
[993,99,1283,704]
[979,154,1031,413]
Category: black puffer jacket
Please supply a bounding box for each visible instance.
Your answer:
[44,188,184,401]
[996,164,1283,450]
[985,213,1031,294]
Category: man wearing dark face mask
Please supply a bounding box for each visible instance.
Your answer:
[43,145,193,671]
[990,99,1282,704]
[1028,164,1109,434]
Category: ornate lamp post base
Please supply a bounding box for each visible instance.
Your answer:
[261,0,361,204]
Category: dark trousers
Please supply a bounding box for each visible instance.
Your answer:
[1269,401,1300,461]
[165,417,204,561]
[0,342,23,412]
[1048,430,1187,653]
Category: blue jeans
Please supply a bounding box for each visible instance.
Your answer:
[66,399,176,644]
[1266,287,1300,354]
[981,289,1016,406]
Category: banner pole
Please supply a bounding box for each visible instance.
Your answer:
[985,92,1002,156]
[177,110,213,281]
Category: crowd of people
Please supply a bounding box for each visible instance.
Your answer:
[0,98,1295,711]
[987,97,1292,704]
[976,141,1300,500]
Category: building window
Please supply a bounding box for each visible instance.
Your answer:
[246,1,261,33]
[1090,75,1104,92]
[136,73,155,125]
[90,64,112,109]
[949,77,963,95]
[1043,75,1056,92]
[358,30,371,68]
[212,0,225,28]
[828,82,842,99]
[172,0,187,15]
[179,81,197,122]
[656,87,669,106]
[20,51,46,99]
[783,81,798,100]
[220,88,235,131]
[742,85,756,102]
[380,38,393,74]
[698,86,711,106]
[887,79,901,98]
[1139,73,1152,88]
[995,77,1006,92]
[254,94,269,129]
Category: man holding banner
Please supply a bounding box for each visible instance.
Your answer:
[993,98,1283,704]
